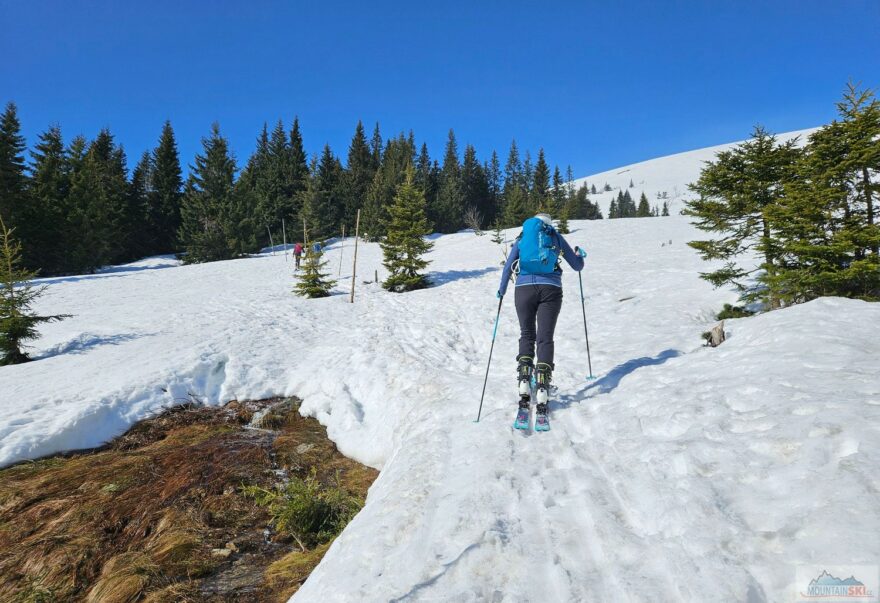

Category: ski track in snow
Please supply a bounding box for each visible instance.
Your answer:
[2,131,879,602]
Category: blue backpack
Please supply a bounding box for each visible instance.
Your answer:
[518,217,560,275]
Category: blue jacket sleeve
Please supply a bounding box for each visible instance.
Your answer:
[498,241,519,297]
[557,233,584,272]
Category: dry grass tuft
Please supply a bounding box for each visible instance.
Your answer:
[0,397,377,602]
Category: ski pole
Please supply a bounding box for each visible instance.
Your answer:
[475,295,504,423]
[578,271,596,380]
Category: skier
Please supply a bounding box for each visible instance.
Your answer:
[293,242,304,269]
[497,213,586,431]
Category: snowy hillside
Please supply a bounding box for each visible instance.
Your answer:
[575,127,817,216]
[1,135,877,602]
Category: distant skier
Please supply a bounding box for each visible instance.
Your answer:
[293,242,304,269]
[497,213,586,431]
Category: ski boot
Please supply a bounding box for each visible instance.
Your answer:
[513,355,533,430]
[534,362,553,431]
[517,355,534,400]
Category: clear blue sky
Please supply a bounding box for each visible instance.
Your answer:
[2,1,878,177]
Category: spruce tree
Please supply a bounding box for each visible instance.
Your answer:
[236,124,270,244]
[684,126,800,306]
[662,201,670,216]
[178,123,240,263]
[151,121,183,254]
[765,85,880,303]
[461,144,489,230]
[551,165,565,216]
[435,129,463,232]
[262,120,296,240]
[0,103,27,230]
[361,169,388,241]
[565,165,575,199]
[503,185,531,227]
[343,121,375,229]
[64,130,129,270]
[302,144,344,242]
[414,143,438,228]
[568,184,586,219]
[23,125,67,273]
[128,151,154,258]
[0,216,68,364]
[294,242,336,298]
[522,150,533,199]
[557,203,570,234]
[503,140,522,194]
[288,117,310,223]
[532,149,550,211]
[591,184,597,194]
[58,135,88,273]
[381,169,433,292]
[362,134,414,239]
[621,190,636,217]
[637,192,651,217]
[370,122,383,170]
[486,150,502,225]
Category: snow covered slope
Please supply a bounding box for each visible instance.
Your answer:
[1,134,877,602]
[575,128,817,216]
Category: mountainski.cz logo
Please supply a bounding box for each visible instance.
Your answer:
[797,566,878,602]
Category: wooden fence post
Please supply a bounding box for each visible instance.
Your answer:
[350,210,360,303]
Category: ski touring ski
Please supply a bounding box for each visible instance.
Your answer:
[534,407,551,431]
[513,403,530,430]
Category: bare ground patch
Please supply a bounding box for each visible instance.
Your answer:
[0,397,377,602]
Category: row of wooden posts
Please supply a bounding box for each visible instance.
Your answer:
[269,209,365,303]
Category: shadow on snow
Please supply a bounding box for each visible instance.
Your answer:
[428,266,498,287]
[36,256,180,286]
[555,348,683,409]
[36,332,154,360]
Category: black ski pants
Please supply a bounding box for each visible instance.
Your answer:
[514,284,563,366]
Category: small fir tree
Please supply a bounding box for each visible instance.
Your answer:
[491,218,504,245]
[0,216,68,364]
[637,192,651,217]
[608,198,618,219]
[662,201,670,216]
[294,243,336,298]
[381,169,433,292]
[503,185,531,227]
[556,203,571,234]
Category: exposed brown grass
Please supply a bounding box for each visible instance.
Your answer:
[0,397,378,602]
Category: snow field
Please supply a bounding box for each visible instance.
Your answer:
[1,128,876,601]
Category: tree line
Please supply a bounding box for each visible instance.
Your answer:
[0,104,603,274]
[608,188,669,218]
[685,83,879,307]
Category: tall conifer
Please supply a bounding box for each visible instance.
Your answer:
[381,168,433,292]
